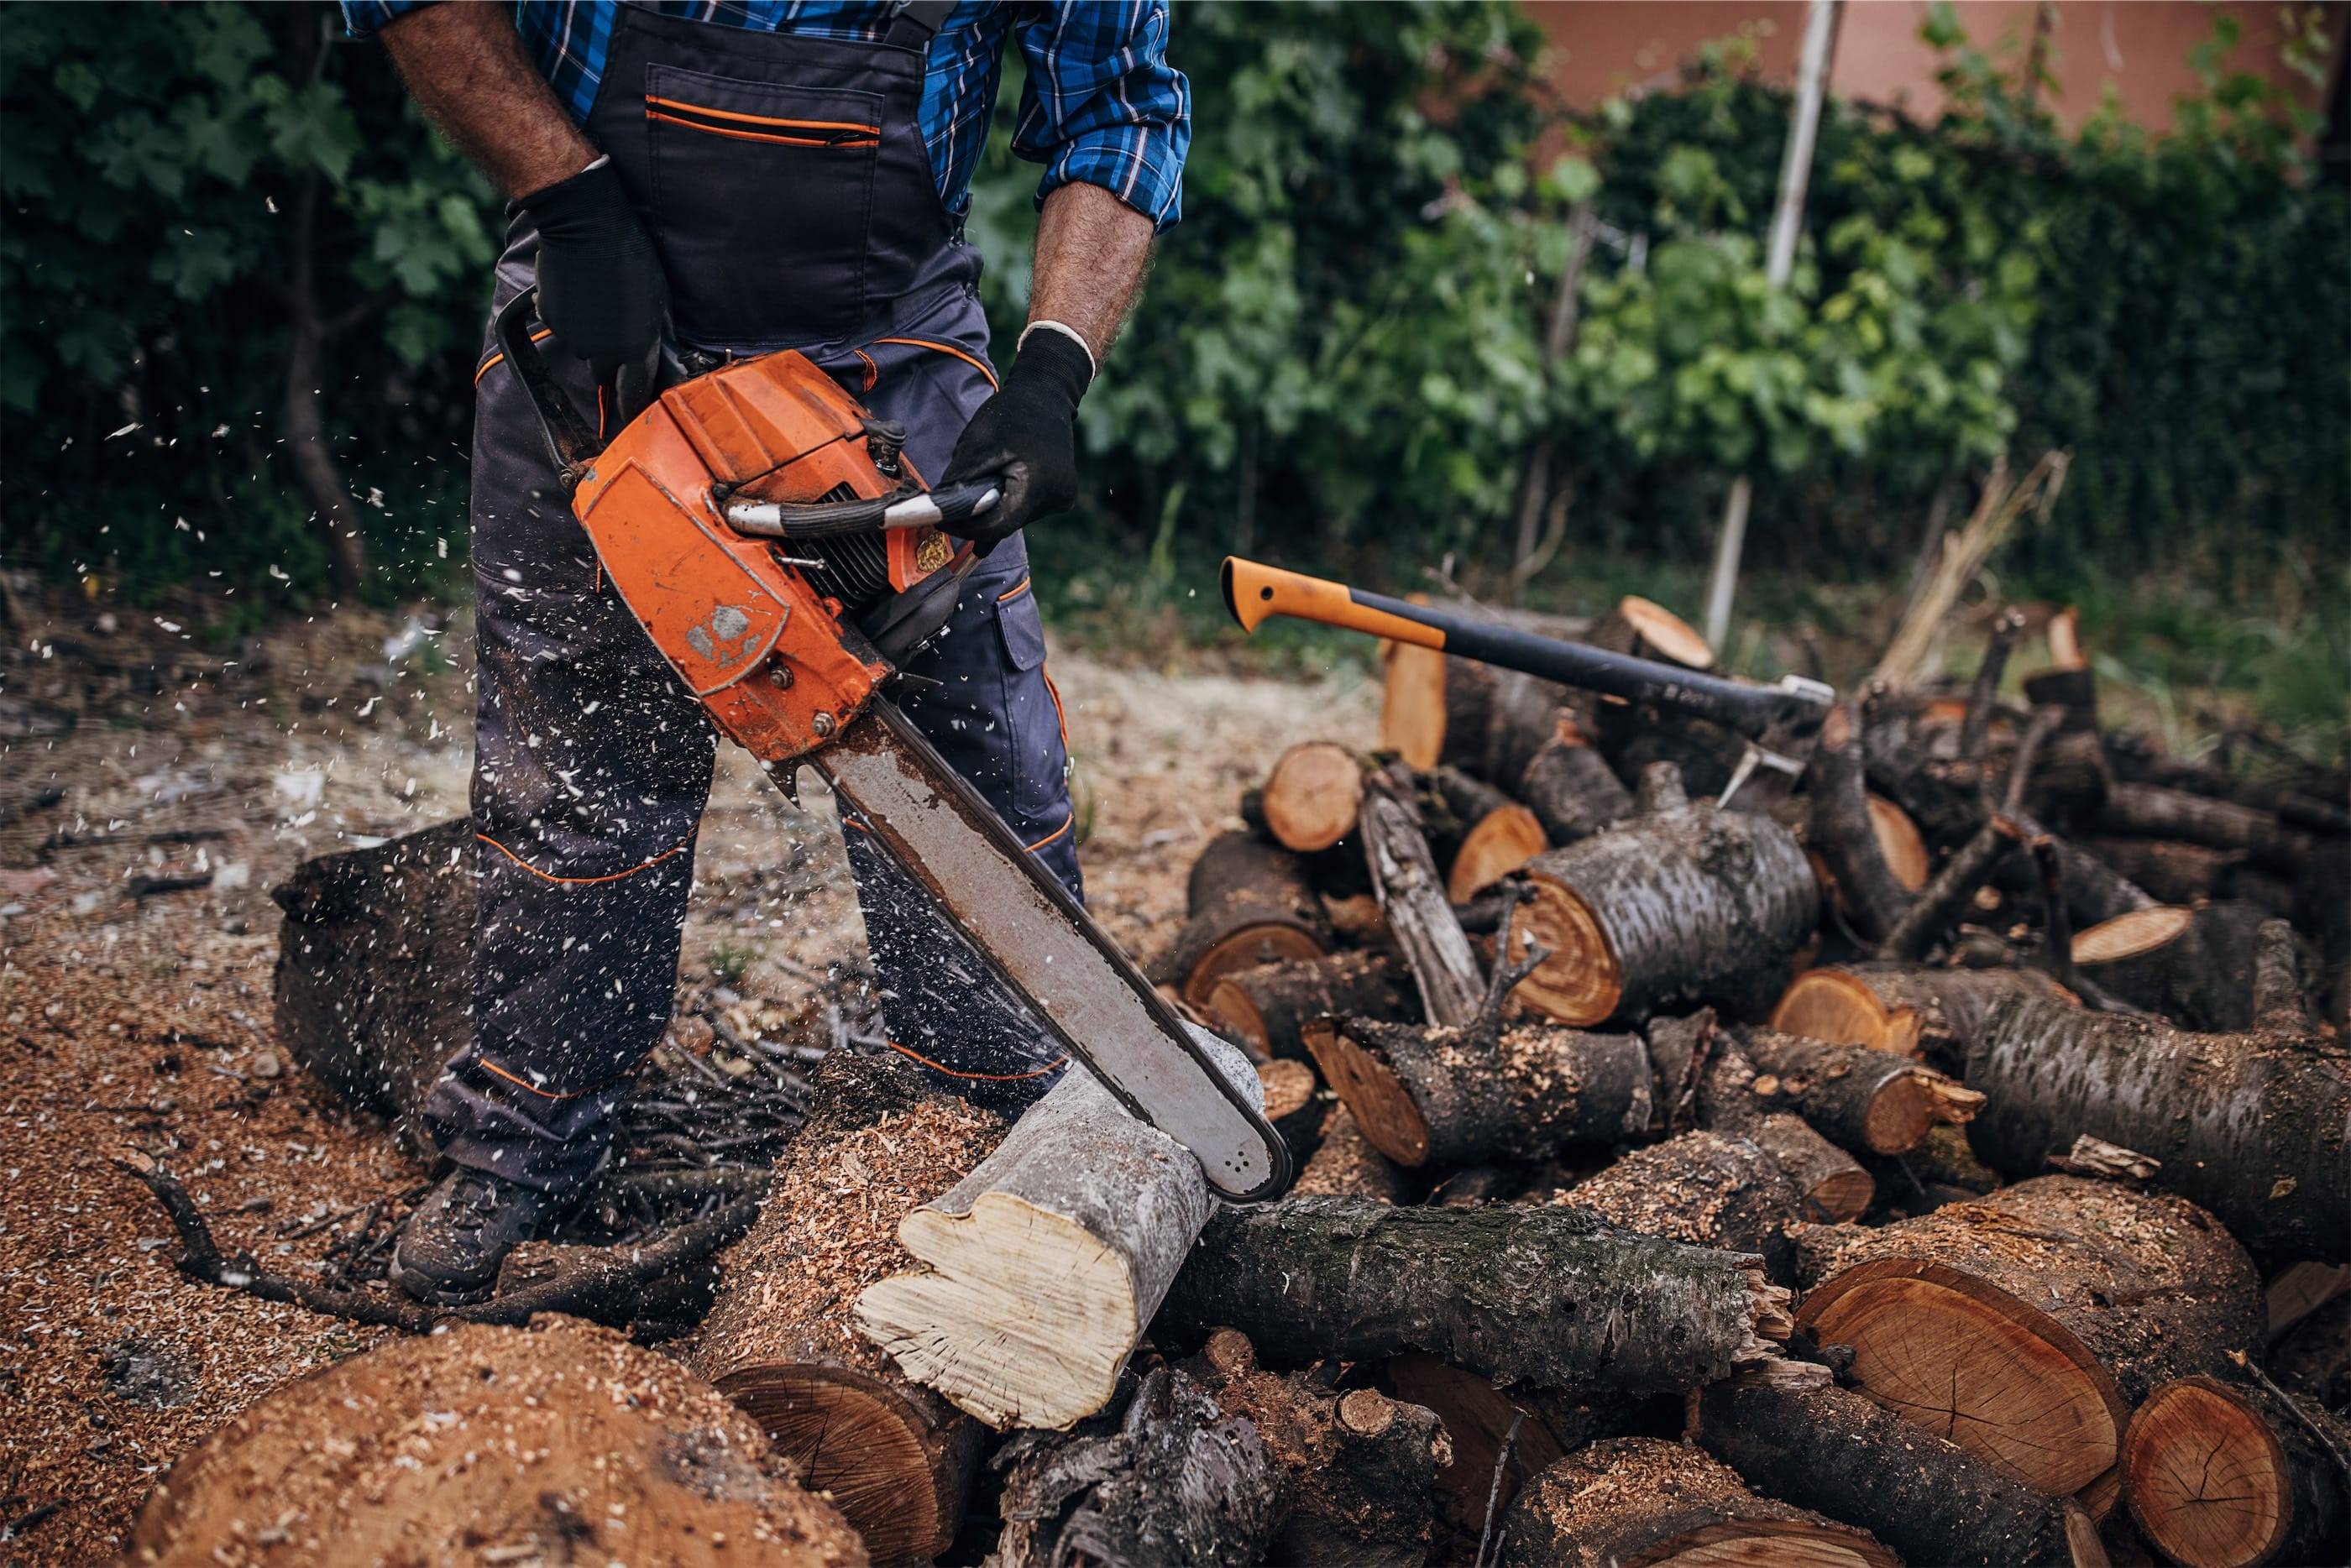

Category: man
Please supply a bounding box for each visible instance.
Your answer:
[341,0,1185,1303]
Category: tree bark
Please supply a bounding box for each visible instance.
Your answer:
[688,1052,998,1565]
[988,1366,1285,1568]
[270,816,474,1154]
[1256,741,1369,855]
[1732,1024,1984,1156]
[1963,958,2350,1268]
[1360,770,1485,1027]
[1160,1196,1798,1394]
[1506,763,1818,1027]
[1154,830,1333,1008]
[1205,950,1412,1061]
[130,1317,867,1568]
[1793,1175,2265,1497]
[2100,781,2318,870]
[1515,714,1631,846]
[1187,1330,1448,1568]
[1642,1013,1874,1224]
[856,1030,1256,1432]
[2069,898,2272,1030]
[1494,1437,1897,1568]
[1877,810,2029,960]
[1558,1130,1807,1280]
[2122,1374,2350,1568]
[1771,960,2072,1071]
[1256,1056,1327,1168]
[1699,1377,2107,1567]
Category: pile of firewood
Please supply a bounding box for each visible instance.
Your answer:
[131,597,2347,1568]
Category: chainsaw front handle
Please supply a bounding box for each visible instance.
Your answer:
[1223,556,1835,742]
[721,481,1001,541]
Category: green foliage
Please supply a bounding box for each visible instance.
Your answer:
[0,1,493,600]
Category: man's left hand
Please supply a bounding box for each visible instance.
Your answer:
[940,328,1093,548]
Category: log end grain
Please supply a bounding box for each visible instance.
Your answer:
[1306,1018,1437,1168]
[1262,741,1366,854]
[1771,967,1922,1057]
[1505,875,1621,1026]
[1444,799,1547,902]
[2122,1378,2293,1568]
[2072,904,2196,964]
[1868,794,1932,891]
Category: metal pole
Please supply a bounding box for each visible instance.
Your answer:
[1701,0,1840,651]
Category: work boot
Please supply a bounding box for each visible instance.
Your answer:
[390,1167,563,1305]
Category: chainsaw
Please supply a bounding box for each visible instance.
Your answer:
[493,290,1289,1201]
[1220,557,1835,808]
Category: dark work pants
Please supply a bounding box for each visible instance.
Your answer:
[426,240,1079,1192]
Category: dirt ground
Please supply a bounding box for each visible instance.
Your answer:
[0,593,1376,1564]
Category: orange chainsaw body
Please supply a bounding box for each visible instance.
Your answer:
[569,352,912,764]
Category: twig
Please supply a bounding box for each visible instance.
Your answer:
[1958,608,2024,763]
[2027,834,2079,996]
[2228,1348,2351,1499]
[1474,1411,1526,1568]
[1998,704,2065,817]
[1877,813,2027,962]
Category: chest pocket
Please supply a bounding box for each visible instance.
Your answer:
[644,63,882,346]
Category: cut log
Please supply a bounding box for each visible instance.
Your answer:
[1558,1130,1806,1279]
[988,1365,1284,1568]
[1205,950,1413,1061]
[1699,1377,2108,1567]
[1494,1436,1898,1568]
[1732,1025,1983,1155]
[1427,766,1547,902]
[1381,1355,1668,1556]
[855,1029,1258,1431]
[1806,703,1923,944]
[1290,1104,1411,1204]
[1515,712,1631,846]
[2101,781,2317,870]
[688,1051,1000,1564]
[1507,763,1819,1026]
[270,816,474,1151]
[1189,1330,1449,1568]
[1258,740,1369,854]
[1793,1175,2265,1497]
[1360,768,1485,1027]
[2122,1374,2350,1568]
[1155,830,1333,1008]
[1643,1013,1875,1224]
[1383,651,1571,786]
[1964,951,2351,1268]
[1160,1195,1798,1394]
[1771,960,2071,1069]
[2069,899,2272,1031]
[1309,1010,1652,1169]
[2077,834,2239,905]
[127,1317,866,1568]
[1585,594,1715,670]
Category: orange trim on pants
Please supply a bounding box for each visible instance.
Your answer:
[474,327,556,386]
[872,337,999,391]
[880,1037,1067,1082]
[477,832,692,886]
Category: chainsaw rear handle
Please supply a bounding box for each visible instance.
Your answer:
[1222,556,1835,740]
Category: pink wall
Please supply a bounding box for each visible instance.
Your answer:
[1524,2,2344,135]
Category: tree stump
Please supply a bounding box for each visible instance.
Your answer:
[1154,830,1333,1008]
[1699,1377,2108,1567]
[1965,949,2351,1268]
[1205,950,1412,1061]
[1793,1175,2265,1497]
[126,1318,866,1568]
[1494,1437,1897,1568]
[270,816,474,1151]
[1771,960,2071,1069]
[1188,1330,1448,1568]
[1160,1196,1798,1394]
[988,1365,1284,1568]
[2121,1374,2350,1568]
[1506,764,1818,1026]
[855,1030,1258,1431]
[686,1052,1000,1565]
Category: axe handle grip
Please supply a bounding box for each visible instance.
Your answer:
[1221,556,1823,740]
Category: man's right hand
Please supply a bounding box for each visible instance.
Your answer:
[515,159,670,379]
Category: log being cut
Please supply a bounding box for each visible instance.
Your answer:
[127,1317,866,1568]
[1493,1436,1898,1568]
[687,1052,1001,1565]
[1506,762,1818,1026]
[854,1029,1258,1431]
[1151,828,1333,1008]
[1699,1377,2108,1567]
[2121,1372,2350,1568]
[1159,1195,1799,1393]
[1964,921,2349,1268]
[1793,1175,2265,1497]
[1189,1329,1450,1568]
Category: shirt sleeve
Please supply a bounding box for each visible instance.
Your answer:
[1010,3,1190,231]
[340,0,433,39]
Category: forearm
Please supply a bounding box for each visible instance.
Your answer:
[380,3,594,199]
[1027,183,1155,367]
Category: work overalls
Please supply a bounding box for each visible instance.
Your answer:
[432,0,1077,1191]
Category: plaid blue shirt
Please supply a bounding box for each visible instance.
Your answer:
[343,2,1187,228]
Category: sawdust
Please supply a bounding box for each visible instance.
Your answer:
[0,588,1374,1560]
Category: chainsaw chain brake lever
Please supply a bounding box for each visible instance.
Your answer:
[494,285,691,486]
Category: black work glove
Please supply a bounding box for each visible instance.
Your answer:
[940,327,1092,547]
[513,158,669,379]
